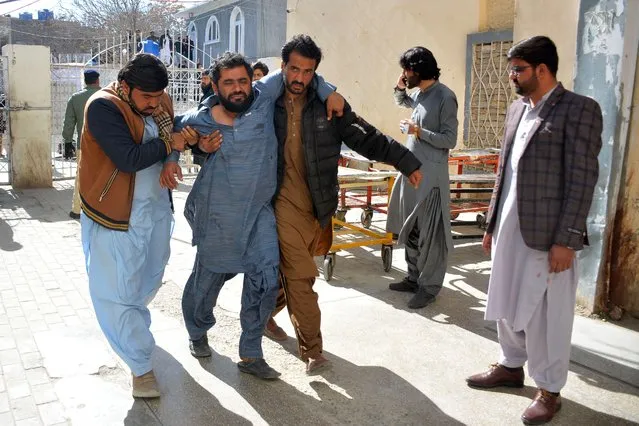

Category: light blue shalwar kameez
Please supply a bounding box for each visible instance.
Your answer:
[81,116,174,376]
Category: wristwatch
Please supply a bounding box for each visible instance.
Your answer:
[394,86,406,92]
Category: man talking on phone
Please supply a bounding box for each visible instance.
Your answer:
[386,46,458,309]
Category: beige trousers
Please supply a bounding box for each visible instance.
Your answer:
[71,150,82,214]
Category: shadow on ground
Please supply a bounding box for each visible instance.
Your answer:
[0,185,76,224]
[321,242,639,402]
[197,346,464,425]
[477,384,637,425]
[125,347,251,426]
[324,241,495,339]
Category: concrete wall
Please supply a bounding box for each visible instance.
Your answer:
[479,0,515,31]
[572,0,639,312]
[286,0,479,146]
[610,52,639,316]
[2,45,52,188]
[513,0,580,90]
[255,0,287,58]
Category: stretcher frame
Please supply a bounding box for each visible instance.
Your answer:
[323,151,499,280]
[323,167,397,281]
[448,152,498,237]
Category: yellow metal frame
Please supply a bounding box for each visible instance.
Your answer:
[329,175,395,253]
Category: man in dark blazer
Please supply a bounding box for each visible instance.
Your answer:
[465,36,603,425]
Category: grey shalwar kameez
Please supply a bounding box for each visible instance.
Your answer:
[386,81,458,297]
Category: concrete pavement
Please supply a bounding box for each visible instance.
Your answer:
[0,180,638,425]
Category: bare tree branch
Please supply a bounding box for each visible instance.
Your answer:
[60,0,183,36]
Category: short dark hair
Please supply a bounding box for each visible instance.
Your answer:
[400,47,440,80]
[209,51,253,85]
[281,34,322,69]
[84,74,99,85]
[117,53,168,92]
[508,36,559,76]
[84,70,99,85]
[252,61,269,76]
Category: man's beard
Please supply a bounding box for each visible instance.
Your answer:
[513,75,538,96]
[131,101,154,116]
[405,74,421,89]
[201,83,212,94]
[219,90,254,113]
[285,80,308,95]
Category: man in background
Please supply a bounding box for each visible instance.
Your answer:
[252,61,269,81]
[386,46,458,309]
[199,68,214,104]
[62,69,100,219]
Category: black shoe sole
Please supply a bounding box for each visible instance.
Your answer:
[466,380,524,389]
[189,343,212,358]
[407,297,436,309]
[388,285,418,293]
[237,364,281,380]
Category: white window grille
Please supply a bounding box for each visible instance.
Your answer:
[229,6,245,54]
[188,21,198,64]
[467,40,514,149]
[205,15,220,44]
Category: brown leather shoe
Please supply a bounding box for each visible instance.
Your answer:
[466,363,524,389]
[264,318,288,341]
[132,370,160,398]
[521,389,561,425]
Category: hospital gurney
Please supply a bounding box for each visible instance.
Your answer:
[449,150,498,235]
[341,149,498,229]
[323,167,397,281]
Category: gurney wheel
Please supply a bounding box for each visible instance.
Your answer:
[334,209,347,230]
[323,255,335,281]
[382,245,393,272]
[361,209,373,229]
[476,213,487,229]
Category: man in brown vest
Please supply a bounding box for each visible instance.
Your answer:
[79,54,188,398]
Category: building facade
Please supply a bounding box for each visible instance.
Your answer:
[176,0,287,68]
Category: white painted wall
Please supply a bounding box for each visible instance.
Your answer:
[286,0,479,147]
[513,0,580,90]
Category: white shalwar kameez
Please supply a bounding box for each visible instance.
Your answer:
[485,88,578,393]
[81,116,174,377]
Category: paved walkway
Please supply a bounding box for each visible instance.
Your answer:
[0,181,638,425]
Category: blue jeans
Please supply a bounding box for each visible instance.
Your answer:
[182,254,279,359]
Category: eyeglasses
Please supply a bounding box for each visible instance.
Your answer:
[508,65,531,76]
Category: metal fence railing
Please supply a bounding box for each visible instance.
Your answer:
[48,27,222,180]
[50,59,204,180]
[0,56,10,184]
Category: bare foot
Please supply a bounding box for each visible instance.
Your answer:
[306,354,331,375]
